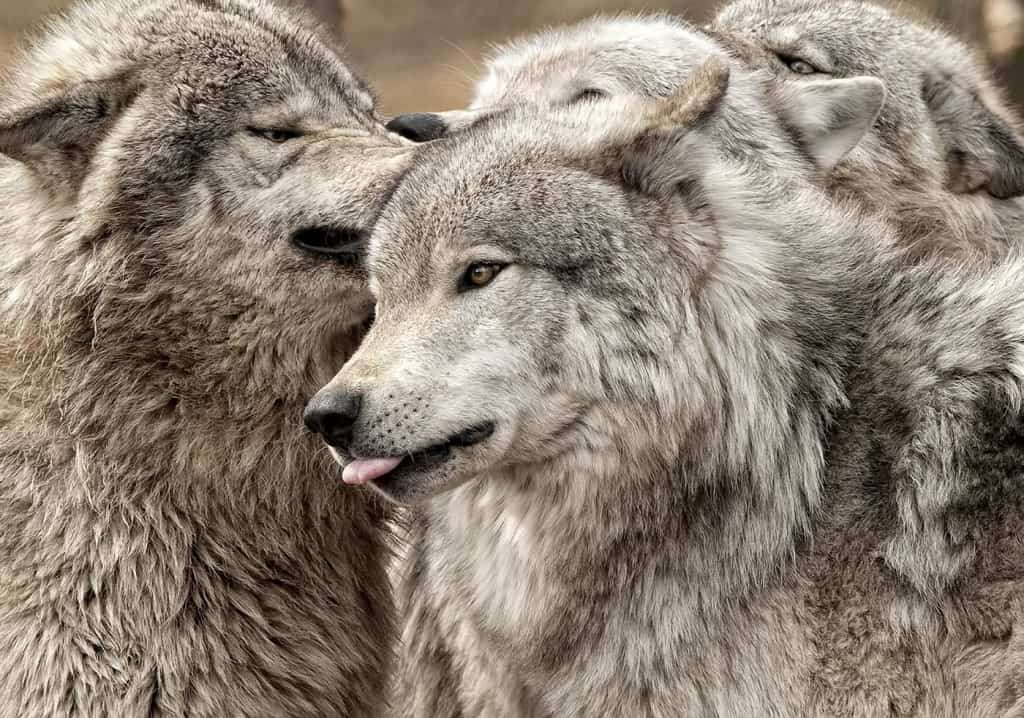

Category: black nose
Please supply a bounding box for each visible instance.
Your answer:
[304,391,362,448]
[386,113,449,142]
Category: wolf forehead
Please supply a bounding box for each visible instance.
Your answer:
[368,111,652,270]
[7,0,376,115]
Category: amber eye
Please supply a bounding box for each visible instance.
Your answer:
[459,263,505,292]
[249,127,303,143]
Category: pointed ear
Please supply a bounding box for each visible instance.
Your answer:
[0,73,141,192]
[775,77,886,173]
[648,55,732,131]
[922,70,1024,199]
[615,56,730,196]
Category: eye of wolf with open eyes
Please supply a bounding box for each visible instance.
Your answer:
[775,53,819,75]
[459,263,506,292]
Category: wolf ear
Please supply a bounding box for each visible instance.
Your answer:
[0,74,141,191]
[775,77,886,173]
[615,56,731,196]
[647,56,731,134]
[922,71,1024,199]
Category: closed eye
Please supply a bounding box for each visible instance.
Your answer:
[248,126,304,143]
[571,88,609,104]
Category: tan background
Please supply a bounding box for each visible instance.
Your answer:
[2,0,1023,116]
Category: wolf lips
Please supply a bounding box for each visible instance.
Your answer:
[342,422,496,486]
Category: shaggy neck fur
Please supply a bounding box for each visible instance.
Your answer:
[1,164,361,511]
[0,158,389,716]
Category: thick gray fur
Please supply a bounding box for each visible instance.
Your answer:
[0,0,412,715]
[317,50,1024,716]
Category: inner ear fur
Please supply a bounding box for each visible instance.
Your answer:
[774,76,887,173]
[923,70,1024,199]
[0,73,142,192]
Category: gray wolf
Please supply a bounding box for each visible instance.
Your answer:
[712,0,1024,255]
[387,10,1024,257]
[309,48,1024,716]
[0,0,411,715]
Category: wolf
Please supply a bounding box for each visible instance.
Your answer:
[308,47,1024,717]
[387,10,1024,257]
[0,0,412,715]
[710,0,1024,253]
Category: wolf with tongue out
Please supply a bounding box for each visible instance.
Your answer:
[306,44,1024,718]
[345,456,404,485]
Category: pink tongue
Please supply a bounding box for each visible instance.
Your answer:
[342,457,404,486]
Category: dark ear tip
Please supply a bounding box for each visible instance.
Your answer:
[385,112,449,143]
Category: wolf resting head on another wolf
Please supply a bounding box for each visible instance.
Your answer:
[713,0,1024,252]
[0,0,411,715]
[715,0,1024,200]
[388,4,1024,256]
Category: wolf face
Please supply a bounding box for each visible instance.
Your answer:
[308,55,883,504]
[713,0,1024,200]
[0,0,411,334]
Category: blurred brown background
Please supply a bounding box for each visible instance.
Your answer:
[2,0,1022,116]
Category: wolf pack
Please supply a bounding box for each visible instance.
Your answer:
[3,0,1024,715]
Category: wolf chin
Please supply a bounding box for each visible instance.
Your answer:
[311,44,1024,717]
[0,0,411,715]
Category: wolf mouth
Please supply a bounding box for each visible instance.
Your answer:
[292,225,367,264]
[343,422,496,486]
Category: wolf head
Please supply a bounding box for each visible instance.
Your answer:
[308,56,884,504]
[713,0,1024,200]
[386,16,720,139]
[0,0,411,352]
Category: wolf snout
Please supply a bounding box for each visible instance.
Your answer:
[385,113,449,143]
[304,389,362,448]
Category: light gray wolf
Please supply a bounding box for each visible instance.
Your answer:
[387,10,1024,258]
[0,0,411,715]
[711,0,1024,255]
[308,48,1024,716]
